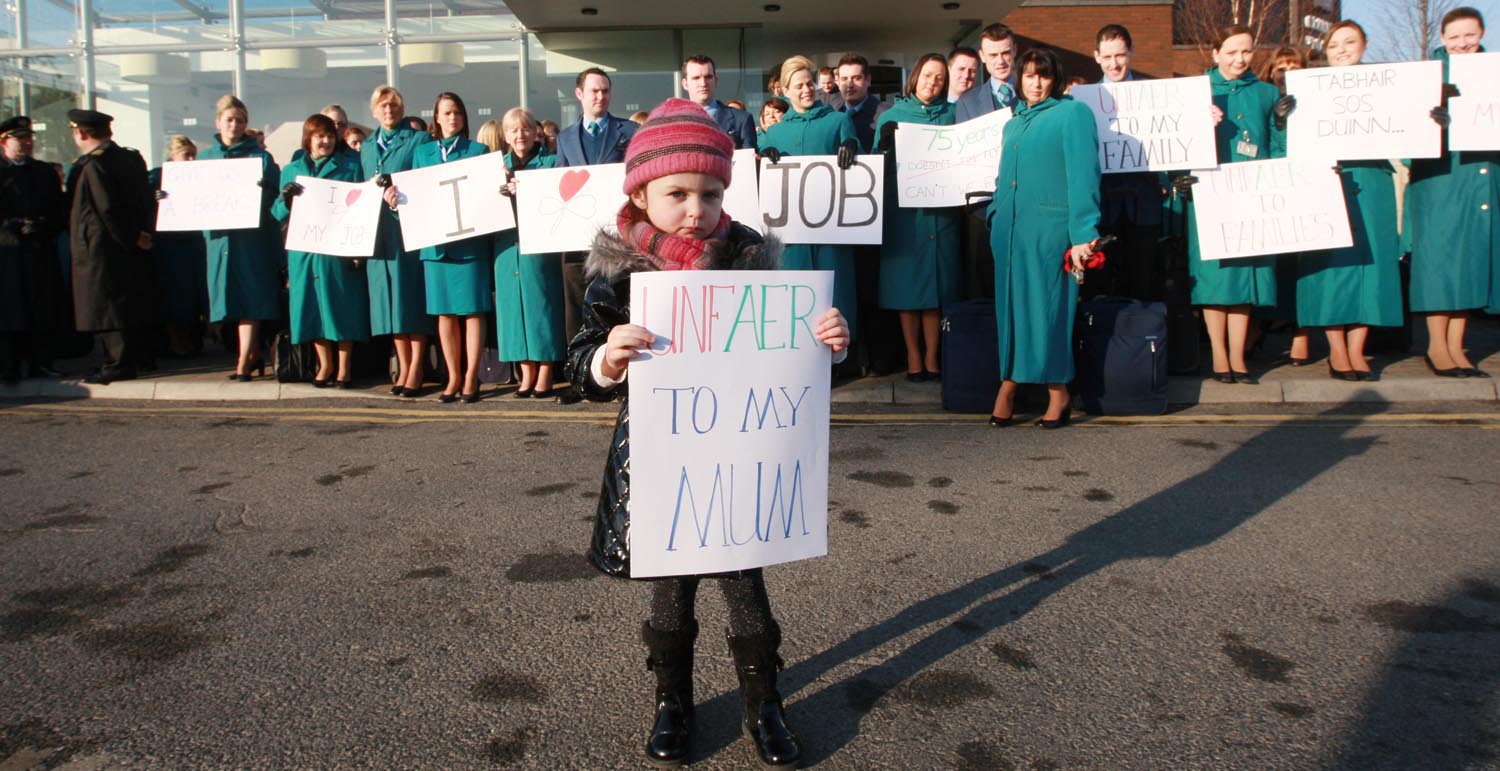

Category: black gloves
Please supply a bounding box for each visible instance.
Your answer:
[1430,106,1451,127]
[760,147,782,165]
[154,189,169,201]
[876,121,898,154]
[499,183,514,197]
[374,173,393,188]
[1272,94,1297,131]
[280,181,304,205]
[1442,83,1461,100]
[836,138,858,170]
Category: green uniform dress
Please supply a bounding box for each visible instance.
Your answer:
[875,96,962,310]
[1296,160,1403,327]
[494,148,566,362]
[412,136,494,316]
[758,103,862,336]
[270,152,371,344]
[1187,68,1279,308]
[986,97,1102,384]
[198,136,282,323]
[148,167,207,326]
[1406,47,1499,314]
[361,126,436,336]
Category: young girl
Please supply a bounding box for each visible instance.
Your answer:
[565,98,849,768]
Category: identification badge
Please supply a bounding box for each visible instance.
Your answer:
[1236,140,1259,158]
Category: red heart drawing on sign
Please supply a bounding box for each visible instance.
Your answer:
[559,169,590,202]
[345,189,362,207]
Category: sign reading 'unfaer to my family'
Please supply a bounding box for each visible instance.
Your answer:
[1284,60,1444,161]
[892,108,1010,207]
[1191,158,1353,261]
[391,152,516,251]
[759,155,884,244]
[283,176,381,257]
[626,270,833,579]
[155,157,265,232]
[1069,76,1218,175]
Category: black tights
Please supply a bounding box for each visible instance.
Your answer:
[649,568,775,636]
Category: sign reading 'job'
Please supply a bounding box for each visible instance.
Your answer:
[627,270,833,578]
[1071,76,1217,174]
[759,155,884,244]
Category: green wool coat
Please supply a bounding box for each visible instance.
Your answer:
[361,126,436,335]
[198,136,283,323]
[1186,68,1280,308]
[412,136,494,316]
[1296,160,1403,328]
[494,148,566,362]
[987,96,1102,384]
[758,103,862,336]
[875,96,962,310]
[271,151,371,344]
[1405,47,1498,314]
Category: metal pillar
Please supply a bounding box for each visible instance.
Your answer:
[672,28,683,99]
[383,0,399,88]
[230,0,247,96]
[77,0,94,108]
[517,31,529,110]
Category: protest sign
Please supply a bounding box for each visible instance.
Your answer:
[893,108,1009,207]
[1285,60,1443,160]
[390,152,516,251]
[155,157,265,232]
[514,162,627,253]
[758,155,884,244]
[723,148,764,233]
[1070,76,1217,174]
[1191,158,1353,261]
[1447,52,1500,152]
[283,176,382,257]
[627,270,833,578]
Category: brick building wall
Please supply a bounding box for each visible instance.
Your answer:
[1001,0,1176,79]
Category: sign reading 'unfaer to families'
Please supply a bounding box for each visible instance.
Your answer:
[1191,158,1353,261]
[892,108,1010,207]
[626,270,833,579]
[1069,76,1217,174]
[1284,60,1443,160]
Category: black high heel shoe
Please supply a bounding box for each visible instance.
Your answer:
[514,386,534,399]
[1211,371,1235,384]
[1463,367,1490,379]
[390,384,404,395]
[988,413,1012,427]
[336,379,355,389]
[1327,364,1360,382]
[460,391,481,404]
[437,392,458,403]
[1425,355,1468,378]
[1035,411,1071,429]
[1231,370,1257,385]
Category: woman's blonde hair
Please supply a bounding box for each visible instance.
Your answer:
[215,94,248,120]
[778,55,815,93]
[166,134,196,158]
[369,85,404,113]
[474,119,504,152]
[501,107,539,134]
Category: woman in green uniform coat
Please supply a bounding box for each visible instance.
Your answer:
[271,114,370,387]
[495,107,566,398]
[1406,8,1496,378]
[149,136,207,357]
[363,85,435,396]
[758,55,863,341]
[874,53,962,381]
[1285,21,1403,381]
[987,48,1102,428]
[406,92,492,403]
[198,95,282,381]
[1187,25,1280,384]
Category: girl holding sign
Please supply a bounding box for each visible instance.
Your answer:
[271,114,371,387]
[409,92,493,403]
[199,95,283,381]
[758,54,863,344]
[1406,7,1495,379]
[495,108,566,398]
[361,85,435,396]
[874,53,962,382]
[565,99,849,769]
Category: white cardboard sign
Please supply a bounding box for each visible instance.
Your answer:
[1192,158,1353,261]
[627,270,833,578]
[893,108,1009,207]
[514,163,627,254]
[283,177,382,258]
[1070,76,1217,174]
[724,148,765,234]
[1285,60,1443,160]
[1447,52,1500,152]
[155,157,265,232]
[758,155,884,244]
[390,152,517,251]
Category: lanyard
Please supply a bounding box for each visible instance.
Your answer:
[439,136,460,163]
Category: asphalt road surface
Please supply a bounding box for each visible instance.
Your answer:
[2,399,1499,771]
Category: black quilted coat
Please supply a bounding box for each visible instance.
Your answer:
[565,223,781,578]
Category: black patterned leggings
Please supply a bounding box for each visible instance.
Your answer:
[649,568,775,636]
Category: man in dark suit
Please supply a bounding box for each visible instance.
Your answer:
[947,46,981,105]
[954,23,1020,123]
[555,67,638,402]
[64,109,156,384]
[818,66,845,110]
[0,115,68,383]
[681,54,757,150]
[834,53,887,152]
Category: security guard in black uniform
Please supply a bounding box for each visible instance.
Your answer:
[0,115,69,384]
[64,109,157,384]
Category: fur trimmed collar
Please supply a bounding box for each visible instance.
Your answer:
[585,222,781,283]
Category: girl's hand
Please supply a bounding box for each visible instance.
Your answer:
[1210,105,1224,126]
[601,323,655,381]
[382,185,400,210]
[815,308,850,353]
[1069,243,1094,273]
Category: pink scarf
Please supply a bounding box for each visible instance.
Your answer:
[616,205,732,272]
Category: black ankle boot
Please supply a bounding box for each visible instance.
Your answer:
[642,620,697,767]
[726,626,801,768]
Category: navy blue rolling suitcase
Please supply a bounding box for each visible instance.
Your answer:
[1074,298,1169,415]
[940,299,1000,413]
